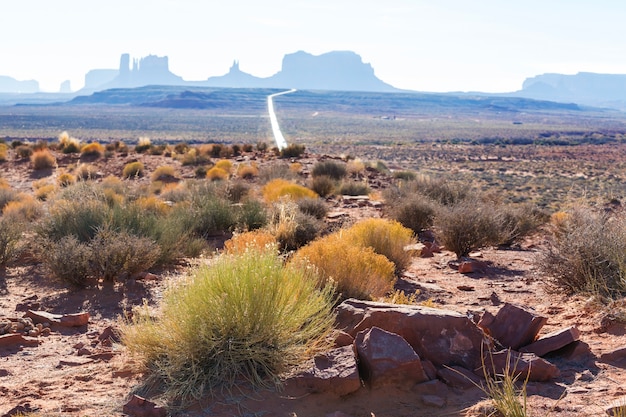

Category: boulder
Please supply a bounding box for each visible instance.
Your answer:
[122,394,167,417]
[437,366,482,389]
[600,345,626,367]
[459,260,487,274]
[520,326,580,357]
[337,299,487,369]
[285,345,361,397]
[355,326,429,388]
[331,330,354,348]
[482,349,559,382]
[25,310,90,327]
[478,303,547,350]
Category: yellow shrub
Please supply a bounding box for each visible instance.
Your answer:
[289,162,303,174]
[3,195,43,222]
[237,163,259,179]
[343,218,416,272]
[101,175,125,193]
[123,161,145,179]
[34,184,56,201]
[551,211,570,228]
[0,177,10,189]
[215,159,233,173]
[225,230,277,255]
[0,143,8,162]
[292,232,395,300]
[151,165,178,182]
[347,159,365,175]
[30,149,56,170]
[382,289,418,305]
[57,172,76,187]
[206,166,229,181]
[80,142,105,158]
[262,179,318,203]
[134,196,171,215]
[103,188,124,207]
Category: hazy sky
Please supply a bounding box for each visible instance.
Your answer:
[2,0,626,93]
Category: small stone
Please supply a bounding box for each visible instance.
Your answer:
[28,329,39,337]
[122,394,167,417]
[41,328,51,336]
[421,394,446,407]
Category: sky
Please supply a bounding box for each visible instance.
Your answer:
[2,0,626,93]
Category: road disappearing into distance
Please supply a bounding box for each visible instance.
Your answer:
[267,89,296,150]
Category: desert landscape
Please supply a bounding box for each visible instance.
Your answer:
[0,88,625,417]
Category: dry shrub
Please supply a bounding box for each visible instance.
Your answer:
[262,179,317,203]
[3,195,43,222]
[89,228,161,282]
[57,172,76,187]
[311,160,347,180]
[122,161,144,179]
[206,166,229,181]
[15,145,33,159]
[237,163,259,179]
[338,180,370,196]
[494,203,548,246]
[541,206,626,297]
[0,143,8,162]
[297,197,328,220]
[347,159,365,175]
[80,142,105,158]
[280,143,306,158]
[310,175,335,197]
[135,196,171,215]
[0,178,9,190]
[135,137,152,153]
[34,183,56,201]
[0,187,19,211]
[214,159,233,173]
[0,218,23,266]
[389,195,438,234]
[75,163,98,181]
[120,247,335,402]
[225,230,277,254]
[289,162,303,174]
[292,232,395,300]
[59,131,81,154]
[30,149,56,170]
[39,236,92,287]
[151,165,178,182]
[434,199,501,258]
[344,218,416,273]
[268,201,322,251]
[259,163,295,183]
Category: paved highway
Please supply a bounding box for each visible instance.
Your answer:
[267,89,296,150]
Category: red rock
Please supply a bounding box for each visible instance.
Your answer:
[421,394,446,407]
[332,330,354,348]
[354,326,429,388]
[0,334,26,347]
[482,349,560,382]
[421,359,438,380]
[478,303,547,350]
[60,312,90,327]
[122,394,167,417]
[600,345,626,367]
[285,345,361,397]
[459,260,487,274]
[413,379,449,397]
[437,366,482,389]
[556,340,593,363]
[98,325,120,347]
[520,326,580,357]
[336,299,487,369]
[25,310,90,327]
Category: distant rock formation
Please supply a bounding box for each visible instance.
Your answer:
[204,61,267,88]
[59,80,72,93]
[0,76,39,93]
[515,72,626,108]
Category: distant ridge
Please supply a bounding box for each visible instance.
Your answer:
[0,76,39,94]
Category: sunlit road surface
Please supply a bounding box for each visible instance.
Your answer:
[267,89,297,150]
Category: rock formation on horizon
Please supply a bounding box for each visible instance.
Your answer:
[0,76,39,93]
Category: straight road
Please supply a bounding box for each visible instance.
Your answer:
[267,89,296,150]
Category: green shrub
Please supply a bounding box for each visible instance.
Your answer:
[312,160,347,180]
[226,181,249,203]
[122,161,145,179]
[293,233,395,300]
[0,218,23,266]
[280,143,306,158]
[297,197,328,220]
[389,195,438,234]
[494,204,548,246]
[338,181,370,196]
[39,236,92,287]
[410,176,467,206]
[120,247,335,402]
[39,198,109,243]
[310,175,335,197]
[393,170,417,181]
[89,228,161,282]
[268,201,322,251]
[541,207,626,297]
[235,199,267,231]
[344,218,416,273]
[434,199,500,258]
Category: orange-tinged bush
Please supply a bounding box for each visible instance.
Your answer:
[80,142,105,158]
[206,166,229,181]
[0,178,10,189]
[237,163,259,179]
[57,172,76,187]
[30,149,56,170]
[34,184,56,201]
[3,195,43,222]
[151,165,178,182]
[123,161,144,179]
[343,218,416,273]
[224,230,277,255]
[215,159,233,173]
[262,179,318,203]
[289,162,303,174]
[292,232,395,300]
[134,196,171,215]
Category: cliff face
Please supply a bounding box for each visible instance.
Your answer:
[0,76,39,93]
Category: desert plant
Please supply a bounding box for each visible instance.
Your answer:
[494,203,548,246]
[262,179,317,202]
[34,183,56,201]
[89,228,161,282]
[0,143,8,162]
[344,218,416,273]
[214,159,233,173]
[297,197,328,220]
[151,165,178,182]
[3,195,43,222]
[347,159,366,176]
[74,163,98,181]
[236,199,268,231]
[0,218,23,266]
[389,195,438,234]
[80,142,105,158]
[259,163,294,183]
[30,149,56,170]
[38,198,109,243]
[122,161,144,179]
[280,143,306,158]
[0,187,19,211]
[15,145,33,159]
[292,232,395,300]
[39,236,92,287]
[135,137,152,153]
[338,180,370,196]
[310,175,335,197]
[226,181,249,203]
[541,207,626,297]
[311,160,347,180]
[434,199,501,258]
[224,230,277,254]
[393,170,417,181]
[59,131,81,154]
[237,163,259,179]
[120,247,335,402]
[206,166,229,181]
[268,201,322,251]
[57,172,76,187]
